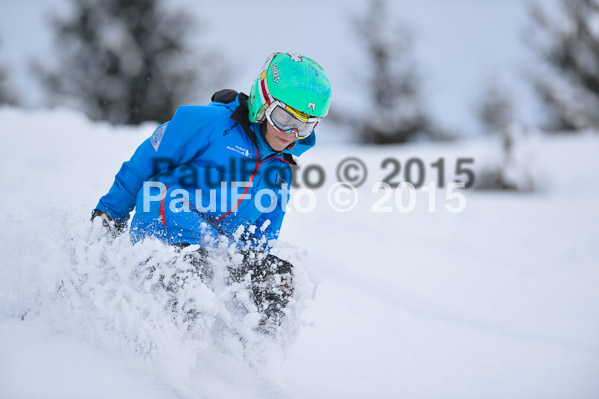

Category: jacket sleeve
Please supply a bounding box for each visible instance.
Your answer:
[94,106,217,221]
[243,179,290,251]
[247,206,285,250]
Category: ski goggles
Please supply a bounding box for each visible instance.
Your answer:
[265,100,320,140]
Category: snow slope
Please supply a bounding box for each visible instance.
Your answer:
[0,107,598,398]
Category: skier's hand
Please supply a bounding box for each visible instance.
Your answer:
[230,250,295,329]
[91,209,127,238]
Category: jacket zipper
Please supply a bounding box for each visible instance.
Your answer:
[213,148,291,222]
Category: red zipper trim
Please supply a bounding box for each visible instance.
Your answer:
[159,186,171,226]
[213,150,292,223]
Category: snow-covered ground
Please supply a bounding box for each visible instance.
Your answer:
[0,107,598,398]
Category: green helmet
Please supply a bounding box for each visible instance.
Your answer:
[248,52,332,123]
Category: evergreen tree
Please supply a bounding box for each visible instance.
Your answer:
[34,0,221,125]
[353,0,440,144]
[0,40,18,106]
[530,0,599,131]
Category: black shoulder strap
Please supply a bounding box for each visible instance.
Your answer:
[211,89,238,104]
[228,92,258,146]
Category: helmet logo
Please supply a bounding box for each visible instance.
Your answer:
[308,102,316,112]
[287,53,303,62]
[271,64,280,83]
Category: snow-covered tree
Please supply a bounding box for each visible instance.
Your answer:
[477,82,514,136]
[0,66,17,106]
[474,82,535,192]
[33,0,224,125]
[352,0,440,144]
[529,0,599,132]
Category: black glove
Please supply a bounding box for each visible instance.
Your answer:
[230,251,295,328]
[91,209,127,238]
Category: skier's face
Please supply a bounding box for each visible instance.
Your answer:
[264,121,296,151]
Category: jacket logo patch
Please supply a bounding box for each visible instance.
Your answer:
[227,145,252,158]
[150,124,167,152]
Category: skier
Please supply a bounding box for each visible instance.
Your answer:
[91,52,332,330]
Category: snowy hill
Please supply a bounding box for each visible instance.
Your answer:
[0,107,598,398]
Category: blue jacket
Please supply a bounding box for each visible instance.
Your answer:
[95,90,316,249]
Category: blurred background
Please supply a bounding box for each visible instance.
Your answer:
[0,0,592,137]
[0,1,598,398]
[1,0,597,188]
